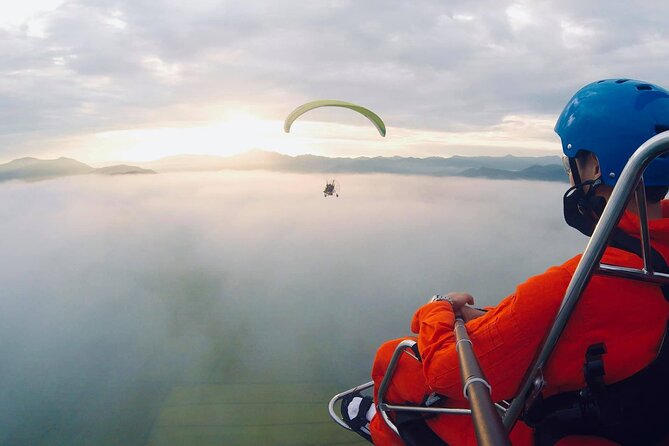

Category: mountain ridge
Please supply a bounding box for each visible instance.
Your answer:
[139,150,566,182]
[0,157,155,182]
[0,151,567,183]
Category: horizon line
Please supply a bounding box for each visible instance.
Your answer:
[1,149,561,167]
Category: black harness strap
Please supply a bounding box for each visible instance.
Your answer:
[393,343,451,446]
[527,229,669,446]
[583,342,607,395]
[393,395,451,446]
[396,415,451,446]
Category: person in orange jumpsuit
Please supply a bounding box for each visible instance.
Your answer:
[354,79,669,446]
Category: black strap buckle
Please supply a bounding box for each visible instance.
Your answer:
[582,343,607,395]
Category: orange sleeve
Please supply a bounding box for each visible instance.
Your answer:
[411,264,574,402]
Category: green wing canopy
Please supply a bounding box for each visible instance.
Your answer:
[284,100,386,137]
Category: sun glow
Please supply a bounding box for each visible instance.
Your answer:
[45,111,558,165]
[64,112,393,163]
[76,113,303,162]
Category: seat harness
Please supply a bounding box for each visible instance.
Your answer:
[524,229,669,446]
[395,230,669,446]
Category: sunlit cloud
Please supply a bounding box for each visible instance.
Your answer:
[288,113,557,157]
[0,0,65,30]
[141,56,182,84]
[50,112,558,163]
[1,0,669,161]
[77,115,282,162]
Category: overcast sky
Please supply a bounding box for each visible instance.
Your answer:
[2,1,669,162]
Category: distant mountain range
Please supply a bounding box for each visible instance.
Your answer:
[139,150,567,182]
[0,151,566,184]
[0,157,154,183]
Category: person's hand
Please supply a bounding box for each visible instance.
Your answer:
[446,292,474,311]
[430,292,475,312]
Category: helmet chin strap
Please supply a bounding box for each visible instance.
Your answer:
[563,158,605,236]
[568,157,582,185]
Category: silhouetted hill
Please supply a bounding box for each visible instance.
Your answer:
[143,150,566,182]
[459,164,566,181]
[0,157,94,181]
[1,152,566,184]
[94,165,155,175]
[0,157,155,182]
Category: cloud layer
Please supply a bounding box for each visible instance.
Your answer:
[2,1,669,159]
[0,172,584,443]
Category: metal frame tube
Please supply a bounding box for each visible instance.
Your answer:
[379,403,471,415]
[377,339,419,435]
[376,339,478,435]
[503,132,669,429]
[597,264,669,284]
[454,318,511,446]
[328,381,374,430]
[635,180,653,273]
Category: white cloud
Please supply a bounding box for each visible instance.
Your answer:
[506,3,533,32]
[1,0,669,160]
[141,56,182,84]
[453,13,475,22]
[560,20,597,49]
[0,0,65,30]
[105,10,127,30]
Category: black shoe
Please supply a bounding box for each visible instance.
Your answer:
[340,393,375,443]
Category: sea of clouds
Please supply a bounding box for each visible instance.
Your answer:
[0,172,585,444]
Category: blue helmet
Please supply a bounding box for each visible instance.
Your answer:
[555,79,669,186]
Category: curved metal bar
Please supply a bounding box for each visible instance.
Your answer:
[333,333,510,436]
[375,334,511,439]
[503,132,669,430]
[377,339,418,435]
[328,380,374,431]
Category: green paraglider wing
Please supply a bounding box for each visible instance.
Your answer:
[284,100,386,137]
